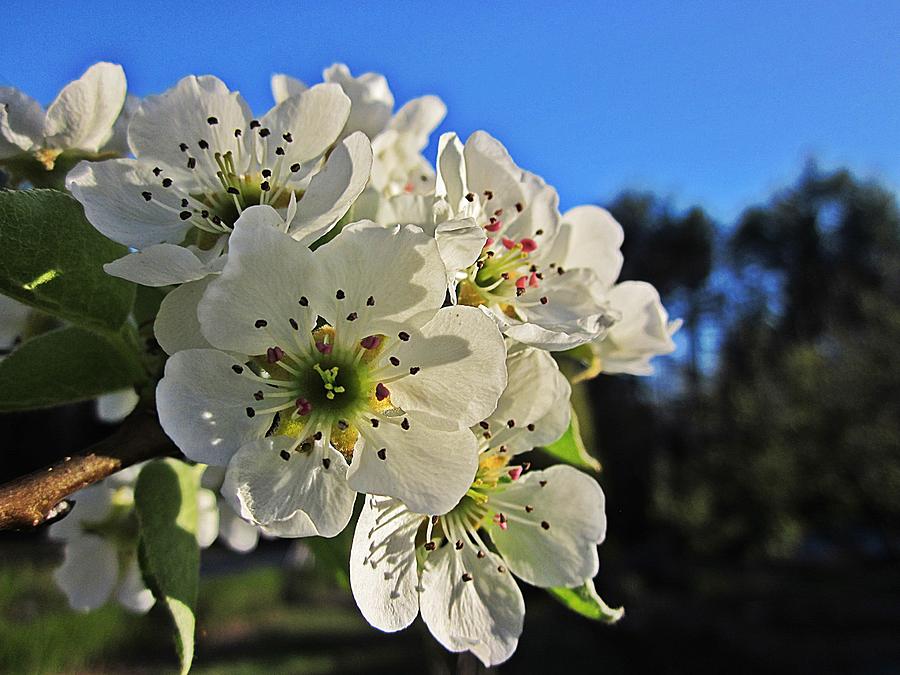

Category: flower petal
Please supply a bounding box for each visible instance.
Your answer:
[288,131,373,246]
[486,465,606,588]
[434,218,486,292]
[462,131,526,212]
[420,535,524,667]
[104,244,211,286]
[271,73,307,104]
[129,74,250,170]
[484,347,570,453]
[390,305,507,427]
[67,158,195,249]
[196,488,220,548]
[198,208,318,355]
[116,557,155,614]
[95,388,140,424]
[350,414,478,515]
[323,63,394,140]
[350,495,424,632]
[154,276,216,355]
[0,86,43,155]
[156,349,274,465]
[260,82,350,165]
[217,502,261,553]
[43,62,126,152]
[54,534,119,611]
[223,436,356,537]
[550,206,624,289]
[310,222,447,335]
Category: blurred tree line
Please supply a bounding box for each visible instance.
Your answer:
[590,164,900,563]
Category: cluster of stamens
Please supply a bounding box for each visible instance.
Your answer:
[138,115,307,247]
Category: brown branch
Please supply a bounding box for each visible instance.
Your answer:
[0,410,178,530]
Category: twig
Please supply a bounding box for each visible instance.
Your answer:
[0,411,178,530]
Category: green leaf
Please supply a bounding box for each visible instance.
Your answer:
[539,408,601,472]
[0,189,135,332]
[134,460,204,675]
[547,579,624,623]
[0,325,144,411]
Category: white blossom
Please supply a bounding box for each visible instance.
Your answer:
[156,213,507,537]
[67,74,372,287]
[350,348,604,666]
[0,62,127,173]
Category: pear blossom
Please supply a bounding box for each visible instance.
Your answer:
[0,62,127,180]
[273,64,445,198]
[202,465,266,553]
[377,130,618,351]
[552,206,681,378]
[350,348,605,666]
[67,74,373,287]
[156,215,507,538]
[48,464,218,613]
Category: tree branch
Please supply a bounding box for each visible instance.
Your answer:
[0,410,178,530]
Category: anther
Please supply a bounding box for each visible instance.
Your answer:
[541,521,550,530]
[465,192,475,202]
[375,383,390,401]
[477,550,486,559]
[282,132,293,142]
[315,341,332,355]
[290,163,301,172]
[298,296,308,306]
[462,573,473,582]
[253,391,264,401]
[266,346,284,363]
[520,238,537,253]
[484,190,493,199]
[181,198,189,208]
[322,457,331,469]
[346,312,358,321]
[207,116,218,125]
[527,423,536,431]
[314,431,323,441]
[231,364,244,374]
[424,541,436,551]
[260,181,270,191]
[280,449,291,461]
[289,318,299,330]
[401,418,410,430]
[179,211,192,220]
[540,296,549,305]
[261,169,272,178]
[455,540,464,550]
[198,139,209,149]
[507,419,516,428]
[336,289,345,299]
[497,565,506,573]
[366,295,375,306]
[275,147,285,156]
[162,178,173,188]
[535,229,544,235]
[296,398,312,416]
[479,421,489,429]
[141,191,152,201]
[337,419,349,430]
[398,331,410,341]
[153,167,162,176]
[360,335,381,350]
[389,356,400,366]
[255,319,268,328]
[245,407,255,418]
[370,418,379,427]
[377,448,387,460]
[227,186,241,195]
[539,480,548,487]
[249,120,260,129]
[525,505,534,513]
[408,367,420,375]
[258,128,271,137]
[179,143,189,152]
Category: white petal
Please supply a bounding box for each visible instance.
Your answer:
[487,465,606,588]
[420,536,524,667]
[271,73,307,104]
[217,501,261,553]
[288,132,373,245]
[0,86,43,155]
[0,295,31,350]
[350,415,478,515]
[224,436,356,537]
[156,349,274,465]
[95,388,139,424]
[53,534,119,611]
[484,347,570,453]
[198,209,318,355]
[350,495,424,632]
[66,159,195,249]
[434,218,486,291]
[323,63,394,139]
[501,179,560,244]
[103,93,140,155]
[598,281,677,375]
[435,132,467,212]
[154,276,216,355]
[462,131,526,212]
[260,82,350,165]
[116,558,155,614]
[103,244,211,286]
[387,96,446,147]
[503,268,615,350]
[551,206,625,289]
[195,488,220,548]
[390,305,507,427]
[310,222,447,335]
[129,75,250,169]
[43,62,127,152]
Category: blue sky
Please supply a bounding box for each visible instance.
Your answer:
[1,1,897,224]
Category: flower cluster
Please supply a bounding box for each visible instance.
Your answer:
[4,62,678,665]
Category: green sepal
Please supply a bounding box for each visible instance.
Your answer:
[547,579,624,623]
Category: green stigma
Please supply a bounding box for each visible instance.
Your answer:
[314,363,346,400]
